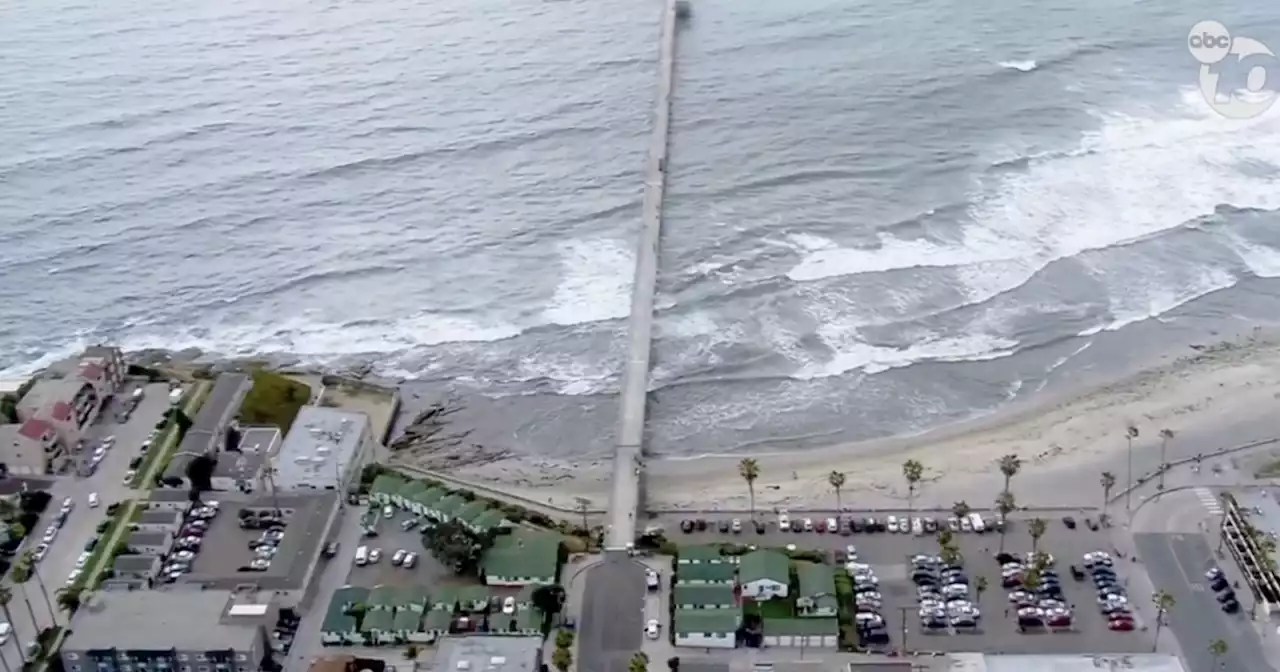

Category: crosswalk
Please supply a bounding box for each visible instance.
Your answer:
[1195,487,1223,515]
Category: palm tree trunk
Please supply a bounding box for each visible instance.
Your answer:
[998,528,1007,554]
[18,586,39,634]
[0,646,11,672]
[31,570,55,624]
[835,488,842,513]
[747,485,756,521]
[1158,438,1168,491]
[2,606,26,665]
[1125,437,1134,513]
[1152,617,1163,652]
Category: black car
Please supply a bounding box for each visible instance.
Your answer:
[1063,516,1076,529]
[718,520,730,533]
[996,552,1017,565]
[850,519,864,533]
[754,521,766,534]
[322,542,340,558]
[680,520,694,533]
[1222,599,1241,613]
[695,519,707,532]
[1210,577,1229,592]
[1217,591,1236,604]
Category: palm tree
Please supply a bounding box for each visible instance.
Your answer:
[629,653,649,672]
[1158,429,1174,490]
[20,550,55,624]
[939,544,962,567]
[1208,638,1229,669]
[902,460,924,513]
[936,528,955,551]
[952,500,971,521]
[1022,565,1042,593]
[1125,425,1140,512]
[551,647,573,672]
[998,454,1022,496]
[974,576,988,602]
[0,587,24,665]
[1152,590,1176,652]
[1100,471,1117,518]
[828,471,847,512]
[995,491,1016,553]
[1027,518,1047,555]
[55,587,84,615]
[739,459,760,520]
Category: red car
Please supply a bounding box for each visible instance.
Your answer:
[1047,613,1072,627]
[1108,618,1135,631]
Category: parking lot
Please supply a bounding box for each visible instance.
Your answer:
[342,507,469,590]
[671,513,1155,654]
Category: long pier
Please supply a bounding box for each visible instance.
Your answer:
[605,0,679,552]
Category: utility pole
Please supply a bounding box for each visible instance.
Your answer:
[899,605,911,653]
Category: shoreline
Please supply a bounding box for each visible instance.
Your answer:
[430,327,1280,512]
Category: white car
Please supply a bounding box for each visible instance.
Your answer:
[368,549,382,563]
[66,569,81,585]
[730,519,742,533]
[645,569,660,590]
[88,493,100,508]
[392,549,407,566]
[0,623,9,645]
[403,552,418,568]
[645,619,660,639]
[912,518,924,535]
[102,435,115,446]
[382,506,394,518]
[502,597,516,614]
[32,544,48,562]
[41,527,57,543]
[174,550,196,561]
[845,544,858,559]
[778,511,790,529]
[123,470,136,484]
[826,518,839,533]
[75,553,91,569]
[60,497,74,514]
[887,516,899,532]
[802,518,814,532]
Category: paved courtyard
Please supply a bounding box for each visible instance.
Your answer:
[342,510,458,589]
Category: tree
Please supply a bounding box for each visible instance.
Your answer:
[421,519,494,575]
[667,658,680,672]
[555,629,575,650]
[573,498,591,534]
[1100,471,1117,517]
[1158,429,1174,491]
[952,500,971,521]
[533,585,566,621]
[1208,638,1229,669]
[0,587,24,665]
[1125,425,1140,513]
[1027,518,1047,555]
[404,645,420,660]
[20,550,55,622]
[1151,590,1176,652]
[828,471,847,512]
[974,576,988,602]
[551,647,573,672]
[1022,566,1041,593]
[998,454,1022,496]
[939,544,962,567]
[935,528,954,551]
[628,653,648,672]
[902,460,924,514]
[56,586,83,614]
[995,491,1016,553]
[186,453,216,493]
[739,459,760,520]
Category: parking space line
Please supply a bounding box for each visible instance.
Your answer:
[1195,488,1224,514]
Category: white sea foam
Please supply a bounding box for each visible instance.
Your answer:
[541,238,634,327]
[998,60,1038,72]
[1223,232,1280,279]
[793,333,1019,380]
[1079,264,1237,336]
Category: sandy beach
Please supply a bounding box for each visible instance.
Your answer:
[414,331,1280,513]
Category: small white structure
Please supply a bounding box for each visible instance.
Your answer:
[738,549,790,599]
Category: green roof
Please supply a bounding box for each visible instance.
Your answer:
[322,588,365,633]
[515,585,539,604]
[673,584,736,607]
[675,562,736,583]
[455,500,489,523]
[795,562,835,598]
[674,609,739,634]
[412,487,448,508]
[470,510,507,532]
[367,584,399,608]
[370,474,406,498]
[400,481,428,500]
[762,618,838,635]
[423,610,454,631]
[454,585,491,608]
[393,609,422,632]
[333,585,370,608]
[362,609,395,633]
[679,545,724,563]
[483,530,561,581]
[396,585,430,609]
[738,550,789,584]
[516,608,541,631]
[435,494,467,516]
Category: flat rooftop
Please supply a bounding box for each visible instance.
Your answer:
[177,491,338,591]
[127,530,169,547]
[273,406,368,491]
[195,373,250,433]
[435,636,543,672]
[212,426,277,481]
[112,555,158,574]
[954,654,1187,672]
[137,509,183,527]
[63,591,264,651]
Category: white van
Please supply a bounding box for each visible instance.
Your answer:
[168,389,183,405]
[968,513,986,533]
[354,546,369,566]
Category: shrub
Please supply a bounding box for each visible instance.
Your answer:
[238,371,310,433]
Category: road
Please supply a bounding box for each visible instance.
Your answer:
[1134,532,1270,672]
[1,382,172,661]
[285,501,363,671]
[578,557,645,672]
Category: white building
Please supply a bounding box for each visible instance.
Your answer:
[760,619,838,648]
[272,407,373,492]
[738,549,790,600]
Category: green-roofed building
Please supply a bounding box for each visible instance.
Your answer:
[398,481,429,510]
[362,609,397,644]
[487,608,543,636]
[393,608,423,639]
[455,585,492,611]
[333,585,370,609]
[794,562,837,617]
[454,501,489,527]
[738,550,790,599]
[760,618,838,648]
[367,584,399,611]
[422,609,454,638]
[321,587,367,645]
[370,474,406,505]
[673,584,737,610]
[482,529,562,586]
[395,584,430,612]
[673,609,739,649]
[409,486,448,518]
[429,586,463,612]
[678,545,731,564]
[675,561,736,585]
[433,494,468,521]
[469,509,507,534]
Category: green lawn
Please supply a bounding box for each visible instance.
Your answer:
[73,501,137,591]
[239,370,310,434]
[130,382,209,488]
[744,597,794,619]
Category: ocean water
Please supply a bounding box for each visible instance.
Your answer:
[3,0,1280,459]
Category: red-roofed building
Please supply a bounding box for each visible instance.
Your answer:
[0,418,62,476]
